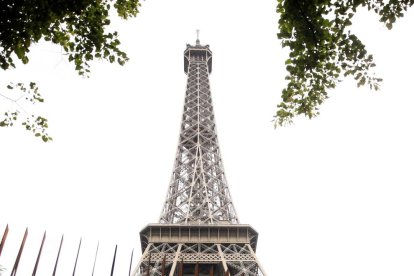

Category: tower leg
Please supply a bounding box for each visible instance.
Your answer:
[130,243,151,276]
[216,244,229,273]
[168,244,182,276]
[246,244,267,276]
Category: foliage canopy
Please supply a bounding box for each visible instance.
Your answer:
[1,0,413,139]
[274,0,413,126]
[0,0,140,141]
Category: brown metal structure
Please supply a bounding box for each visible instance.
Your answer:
[92,241,99,276]
[110,245,117,276]
[10,228,28,276]
[32,231,46,276]
[72,238,82,276]
[52,234,64,276]
[0,224,9,257]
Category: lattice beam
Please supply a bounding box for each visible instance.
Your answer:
[159,44,238,224]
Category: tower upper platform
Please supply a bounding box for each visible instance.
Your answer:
[184,41,212,73]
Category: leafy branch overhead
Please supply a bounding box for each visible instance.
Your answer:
[0,0,140,75]
[0,0,141,141]
[0,82,52,142]
[275,0,413,126]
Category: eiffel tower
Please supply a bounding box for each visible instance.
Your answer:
[131,34,267,276]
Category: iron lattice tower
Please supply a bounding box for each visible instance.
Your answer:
[131,37,267,276]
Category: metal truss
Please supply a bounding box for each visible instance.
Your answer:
[132,40,266,276]
[159,48,238,224]
[131,242,266,276]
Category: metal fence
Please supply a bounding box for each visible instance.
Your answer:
[0,225,136,276]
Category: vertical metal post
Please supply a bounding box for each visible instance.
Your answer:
[178,258,183,276]
[209,265,214,276]
[110,245,117,276]
[128,249,134,276]
[52,235,64,276]
[91,241,99,276]
[147,252,151,276]
[10,227,28,276]
[32,231,46,276]
[161,255,166,276]
[195,262,199,276]
[0,224,9,257]
[72,238,82,276]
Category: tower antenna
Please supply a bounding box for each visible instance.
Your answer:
[196,29,200,45]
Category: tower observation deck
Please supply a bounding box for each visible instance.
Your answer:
[131,37,267,276]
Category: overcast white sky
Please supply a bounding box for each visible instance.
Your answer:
[1,1,414,275]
